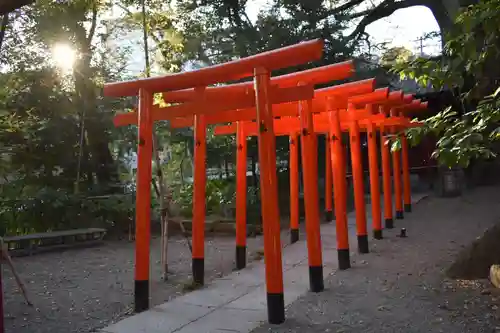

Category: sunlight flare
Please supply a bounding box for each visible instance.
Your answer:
[52,43,76,72]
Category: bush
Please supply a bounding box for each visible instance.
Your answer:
[0,187,134,236]
[172,179,239,218]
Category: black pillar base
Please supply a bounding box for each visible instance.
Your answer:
[385,218,394,229]
[134,279,149,313]
[235,245,246,270]
[396,211,404,219]
[357,235,369,254]
[266,293,285,324]
[373,229,383,240]
[404,203,412,213]
[337,249,351,270]
[290,228,299,244]
[324,210,333,222]
[192,258,204,286]
[308,266,324,292]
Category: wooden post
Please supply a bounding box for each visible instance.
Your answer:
[254,67,285,324]
[289,133,300,243]
[401,134,412,212]
[391,108,404,220]
[366,114,383,239]
[299,97,324,293]
[327,99,350,270]
[235,121,248,269]
[134,88,153,313]
[348,103,369,254]
[192,112,207,285]
[324,135,333,221]
[392,142,404,219]
[380,106,394,229]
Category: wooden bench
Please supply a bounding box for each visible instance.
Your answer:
[3,228,107,257]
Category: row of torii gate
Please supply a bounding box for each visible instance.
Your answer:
[105,39,428,325]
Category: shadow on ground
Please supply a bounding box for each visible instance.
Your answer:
[252,185,500,333]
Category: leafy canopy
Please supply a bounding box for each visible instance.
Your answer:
[393,0,500,168]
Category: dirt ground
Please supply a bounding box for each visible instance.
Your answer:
[253,185,500,333]
[5,185,500,333]
[2,229,274,333]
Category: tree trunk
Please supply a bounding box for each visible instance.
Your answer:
[345,0,480,47]
[73,21,118,191]
[179,159,185,184]
[185,141,194,178]
[78,91,117,187]
[224,157,230,179]
[427,0,480,40]
[426,1,454,37]
[219,160,223,180]
[0,14,9,52]
[153,140,170,280]
[251,154,258,188]
[84,141,94,188]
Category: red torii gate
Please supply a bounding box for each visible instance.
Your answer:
[169,84,385,271]
[134,67,360,294]
[167,82,427,270]
[293,90,424,262]
[211,88,421,268]
[167,79,377,265]
[158,72,368,295]
[106,38,428,324]
[114,67,361,282]
[390,101,429,215]
[362,94,412,235]
[362,98,427,238]
[107,39,340,324]
[376,100,428,229]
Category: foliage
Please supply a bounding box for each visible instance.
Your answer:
[0,187,134,236]
[392,0,500,168]
[0,0,135,235]
[380,46,414,66]
[122,0,366,76]
[172,179,236,218]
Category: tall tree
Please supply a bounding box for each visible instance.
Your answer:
[0,0,135,234]
[16,0,128,189]
[393,0,500,167]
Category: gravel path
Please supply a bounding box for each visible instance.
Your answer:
[5,186,500,333]
[3,229,272,333]
[253,185,500,333]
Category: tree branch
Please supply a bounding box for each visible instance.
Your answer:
[0,0,34,16]
[330,0,366,14]
[242,11,254,29]
[346,8,372,19]
[141,0,151,77]
[346,0,430,41]
[314,0,366,22]
[86,0,98,46]
[0,13,9,52]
